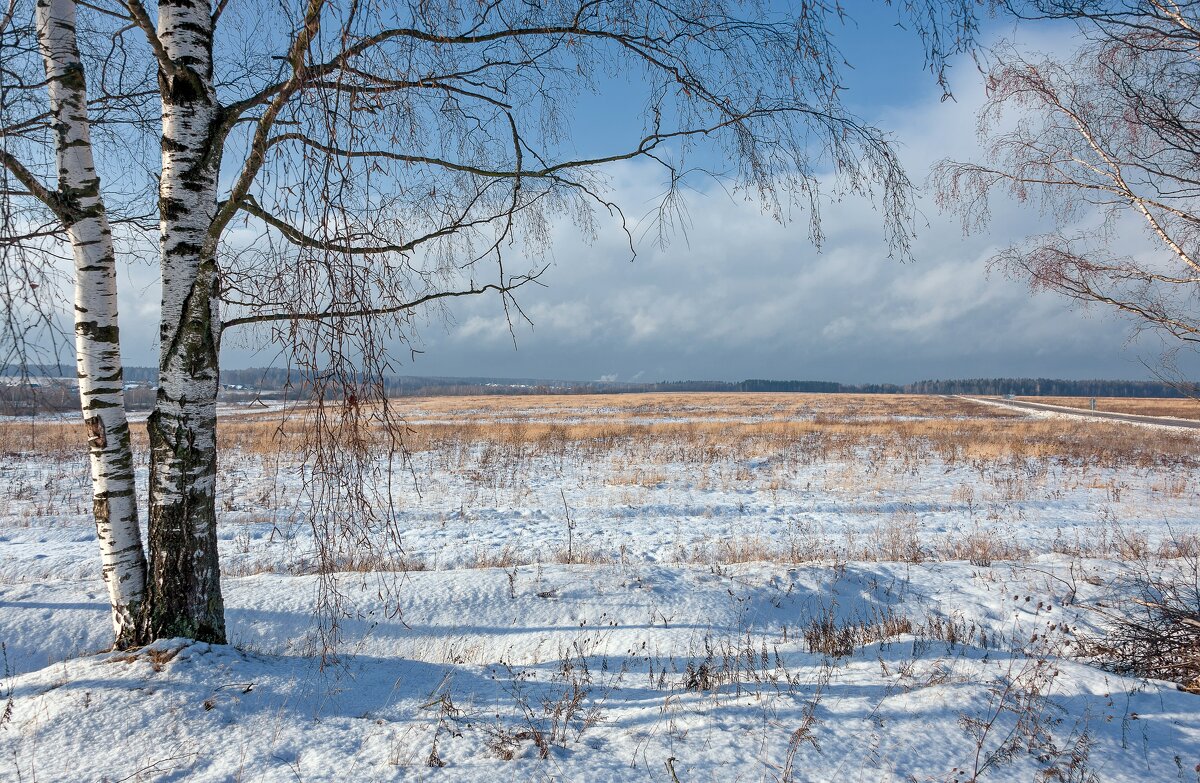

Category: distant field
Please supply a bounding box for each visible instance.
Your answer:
[1015,395,1200,419]
[9,392,1200,467]
[385,391,1011,425]
[5,392,1198,567]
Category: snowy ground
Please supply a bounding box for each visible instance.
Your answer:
[1,394,1197,781]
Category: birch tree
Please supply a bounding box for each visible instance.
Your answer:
[2,0,148,645]
[3,0,979,648]
[935,1,1200,354]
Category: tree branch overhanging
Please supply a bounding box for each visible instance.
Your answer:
[221,267,548,329]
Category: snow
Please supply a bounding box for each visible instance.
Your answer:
[2,395,1198,781]
[965,394,1200,433]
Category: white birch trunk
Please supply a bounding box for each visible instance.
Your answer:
[35,0,148,648]
[145,0,225,642]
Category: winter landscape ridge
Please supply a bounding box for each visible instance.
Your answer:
[1,391,1198,782]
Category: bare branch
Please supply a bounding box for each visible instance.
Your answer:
[222,269,546,328]
[210,0,326,238]
[0,148,70,221]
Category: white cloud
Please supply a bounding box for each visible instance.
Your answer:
[391,118,1154,382]
[821,317,857,342]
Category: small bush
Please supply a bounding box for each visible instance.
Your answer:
[1084,555,1200,691]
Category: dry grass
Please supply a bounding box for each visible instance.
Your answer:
[4,393,1197,471]
[666,517,1200,567]
[0,418,92,457]
[7,393,1199,573]
[1017,395,1200,420]
[202,393,1200,473]
[397,391,1003,419]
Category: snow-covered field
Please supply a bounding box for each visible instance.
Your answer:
[1,393,1198,781]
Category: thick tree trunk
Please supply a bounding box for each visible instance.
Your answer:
[35,0,149,648]
[145,0,225,642]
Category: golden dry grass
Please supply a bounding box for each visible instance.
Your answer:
[3,393,1197,471]
[392,391,1017,423]
[0,418,90,458]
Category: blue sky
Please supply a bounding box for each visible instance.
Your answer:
[116,4,1195,383]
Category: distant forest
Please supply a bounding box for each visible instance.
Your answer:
[2,365,1193,403]
[607,378,1193,397]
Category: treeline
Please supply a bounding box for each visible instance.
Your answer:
[337,376,1195,398]
[0,384,78,415]
[0,364,158,384]
[2,365,1193,405]
[0,384,158,415]
[642,379,844,393]
[903,378,1192,397]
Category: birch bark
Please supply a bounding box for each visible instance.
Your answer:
[145,0,225,642]
[35,0,148,647]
